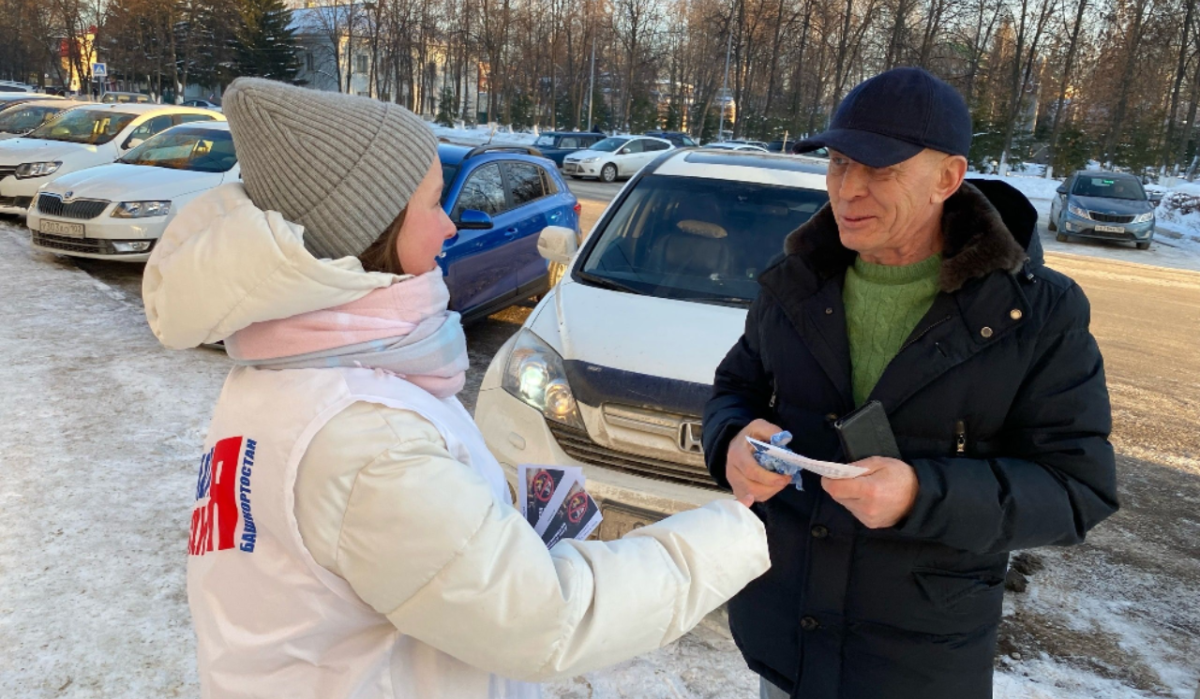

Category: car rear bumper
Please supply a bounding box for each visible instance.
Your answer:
[476,384,723,540]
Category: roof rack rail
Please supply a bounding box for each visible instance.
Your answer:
[464,144,543,160]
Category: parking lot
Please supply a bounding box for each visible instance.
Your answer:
[1,174,1199,698]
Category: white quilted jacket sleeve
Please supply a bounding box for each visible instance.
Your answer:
[294,403,770,682]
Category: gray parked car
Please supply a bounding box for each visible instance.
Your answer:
[1049,170,1156,250]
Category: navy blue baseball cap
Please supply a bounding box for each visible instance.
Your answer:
[796,67,971,168]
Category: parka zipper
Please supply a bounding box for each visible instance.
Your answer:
[955,420,967,455]
[900,315,954,354]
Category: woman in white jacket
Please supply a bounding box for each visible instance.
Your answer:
[143,78,774,699]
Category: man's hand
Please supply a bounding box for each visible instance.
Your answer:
[726,419,792,504]
[821,457,919,529]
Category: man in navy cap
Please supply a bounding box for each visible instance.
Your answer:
[704,67,1118,698]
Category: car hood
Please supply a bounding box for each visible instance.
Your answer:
[0,138,102,165]
[530,278,747,390]
[1071,194,1153,215]
[43,163,224,201]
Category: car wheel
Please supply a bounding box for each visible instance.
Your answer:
[600,163,618,183]
[1047,215,1057,231]
[1056,233,1069,243]
[1136,241,1151,250]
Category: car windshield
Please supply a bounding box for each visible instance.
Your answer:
[118,127,236,172]
[440,164,458,204]
[579,174,829,305]
[589,137,629,152]
[28,109,136,145]
[1072,176,1145,201]
[0,105,61,134]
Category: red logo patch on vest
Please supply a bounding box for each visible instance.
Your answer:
[189,436,258,556]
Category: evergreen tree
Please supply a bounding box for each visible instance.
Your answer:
[232,0,300,83]
[435,85,458,127]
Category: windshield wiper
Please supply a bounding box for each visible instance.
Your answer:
[575,270,645,296]
[685,294,752,308]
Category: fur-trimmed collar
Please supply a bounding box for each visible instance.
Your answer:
[783,181,1029,292]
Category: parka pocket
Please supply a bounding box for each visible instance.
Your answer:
[912,567,1005,617]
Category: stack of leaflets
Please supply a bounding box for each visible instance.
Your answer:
[518,465,604,548]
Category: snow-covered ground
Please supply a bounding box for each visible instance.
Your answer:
[0,209,1197,699]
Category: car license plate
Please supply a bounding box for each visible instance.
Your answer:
[563,163,578,173]
[1095,224,1125,233]
[40,220,85,237]
[597,501,662,541]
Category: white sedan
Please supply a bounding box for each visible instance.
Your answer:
[562,135,674,183]
[0,100,88,142]
[28,121,238,262]
[0,103,223,215]
[475,149,830,538]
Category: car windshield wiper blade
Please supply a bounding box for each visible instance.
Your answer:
[575,270,645,295]
[685,294,752,307]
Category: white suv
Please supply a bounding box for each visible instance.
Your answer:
[476,149,829,538]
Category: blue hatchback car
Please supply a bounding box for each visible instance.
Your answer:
[437,143,580,321]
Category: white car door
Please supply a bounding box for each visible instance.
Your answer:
[615,138,645,176]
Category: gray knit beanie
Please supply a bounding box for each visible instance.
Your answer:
[222,77,438,260]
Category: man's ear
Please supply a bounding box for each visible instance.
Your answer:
[933,155,968,204]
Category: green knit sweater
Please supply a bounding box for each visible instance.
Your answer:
[843,254,942,406]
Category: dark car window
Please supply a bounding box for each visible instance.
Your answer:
[440,164,459,204]
[506,162,546,207]
[123,115,175,148]
[644,139,671,152]
[1071,175,1145,201]
[580,174,829,305]
[175,113,215,125]
[453,163,507,218]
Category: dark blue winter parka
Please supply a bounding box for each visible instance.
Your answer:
[703,179,1119,699]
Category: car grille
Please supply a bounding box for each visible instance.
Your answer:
[0,165,16,180]
[547,421,722,490]
[37,193,109,220]
[31,231,115,254]
[1088,211,1135,224]
[0,195,31,209]
[563,162,579,174]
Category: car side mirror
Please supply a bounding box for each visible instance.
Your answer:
[1055,185,1067,195]
[123,137,144,150]
[538,225,578,265]
[456,209,493,230]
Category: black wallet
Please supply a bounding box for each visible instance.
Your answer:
[834,400,902,462]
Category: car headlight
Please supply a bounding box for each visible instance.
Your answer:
[112,201,171,218]
[501,328,584,429]
[14,161,61,179]
[1133,211,1154,223]
[580,157,598,163]
[1067,204,1090,219]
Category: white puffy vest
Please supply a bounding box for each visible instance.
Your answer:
[187,366,538,699]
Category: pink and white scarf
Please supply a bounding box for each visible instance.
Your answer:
[224,270,468,398]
